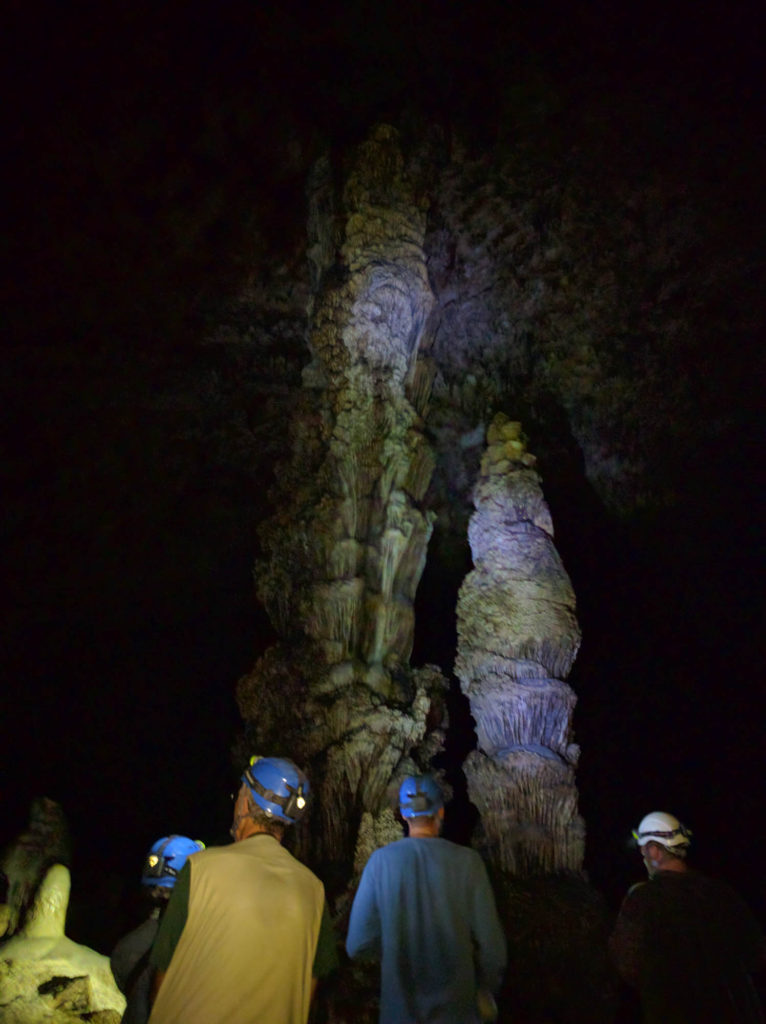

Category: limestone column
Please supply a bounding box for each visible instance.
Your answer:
[455,413,584,874]
[237,126,446,872]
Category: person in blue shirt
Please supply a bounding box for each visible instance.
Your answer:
[346,774,507,1023]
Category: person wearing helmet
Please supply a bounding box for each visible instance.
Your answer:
[147,756,337,1024]
[610,811,765,1022]
[110,835,205,1024]
[346,774,506,1023]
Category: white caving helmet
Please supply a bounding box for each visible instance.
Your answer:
[633,811,692,854]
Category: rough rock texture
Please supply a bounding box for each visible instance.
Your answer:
[5,76,763,1020]
[423,121,753,517]
[0,865,125,1024]
[454,416,616,1022]
[456,413,584,874]
[1,797,72,940]
[237,126,448,877]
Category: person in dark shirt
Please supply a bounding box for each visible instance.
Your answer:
[609,810,765,1023]
[110,835,205,1024]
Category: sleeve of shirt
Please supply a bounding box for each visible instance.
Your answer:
[110,917,156,993]
[312,900,340,978]
[109,936,133,993]
[345,857,382,961]
[110,937,132,991]
[148,862,191,972]
[469,854,507,993]
[608,883,647,986]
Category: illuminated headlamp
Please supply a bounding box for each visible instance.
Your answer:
[244,764,308,821]
[632,826,692,845]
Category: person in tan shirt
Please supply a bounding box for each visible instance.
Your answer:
[148,756,337,1024]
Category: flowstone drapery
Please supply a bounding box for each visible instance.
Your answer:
[456,413,584,875]
[237,126,446,877]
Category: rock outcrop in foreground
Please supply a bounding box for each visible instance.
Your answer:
[0,864,125,1024]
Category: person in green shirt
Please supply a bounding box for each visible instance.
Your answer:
[110,834,205,1024]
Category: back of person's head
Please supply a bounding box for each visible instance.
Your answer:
[633,811,692,858]
[241,756,310,830]
[398,774,444,822]
[141,835,205,900]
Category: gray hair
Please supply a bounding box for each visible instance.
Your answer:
[243,789,286,840]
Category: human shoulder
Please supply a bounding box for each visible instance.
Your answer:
[264,839,325,895]
[433,837,488,865]
[683,869,760,918]
[615,880,651,916]
[626,880,649,898]
[285,845,324,884]
[368,837,409,859]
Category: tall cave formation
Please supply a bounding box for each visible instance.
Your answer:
[237,125,449,880]
[456,412,583,876]
[3,7,763,1022]
[236,124,587,896]
[230,122,628,1022]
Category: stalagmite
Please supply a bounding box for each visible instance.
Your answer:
[456,412,584,874]
[0,865,125,1023]
[452,414,621,1022]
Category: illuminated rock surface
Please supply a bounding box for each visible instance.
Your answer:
[457,413,583,875]
[4,35,763,1019]
[455,419,616,1020]
[0,865,125,1024]
[237,126,447,873]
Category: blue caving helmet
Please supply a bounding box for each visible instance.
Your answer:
[141,835,205,888]
[398,774,444,819]
[242,756,310,825]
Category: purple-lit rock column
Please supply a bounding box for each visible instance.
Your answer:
[456,413,584,874]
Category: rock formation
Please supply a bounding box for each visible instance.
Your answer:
[454,415,619,1023]
[456,413,583,874]
[237,125,447,876]
[0,864,125,1024]
[1,797,72,939]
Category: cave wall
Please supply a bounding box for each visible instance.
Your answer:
[4,58,764,945]
[7,103,754,864]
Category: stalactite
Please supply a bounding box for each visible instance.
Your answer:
[305,578,364,659]
[406,356,436,419]
[380,526,408,600]
[328,538,365,579]
[362,594,415,667]
[403,440,436,502]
